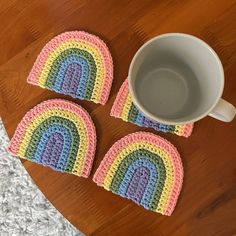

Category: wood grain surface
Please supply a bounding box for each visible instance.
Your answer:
[0,1,236,235]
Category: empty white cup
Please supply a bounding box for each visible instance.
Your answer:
[128,33,236,125]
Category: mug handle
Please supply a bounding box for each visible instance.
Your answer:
[209,98,236,122]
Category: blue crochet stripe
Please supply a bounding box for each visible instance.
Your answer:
[52,55,90,99]
[131,110,176,133]
[117,158,159,209]
[32,124,74,171]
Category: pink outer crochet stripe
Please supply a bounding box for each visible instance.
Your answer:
[93,131,183,216]
[110,79,129,117]
[27,31,113,105]
[7,99,96,177]
[182,124,194,137]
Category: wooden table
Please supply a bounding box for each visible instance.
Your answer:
[1,1,236,235]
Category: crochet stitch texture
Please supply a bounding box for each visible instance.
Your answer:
[27,31,113,105]
[8,99,96,177]
[111,79,193,137]
[93,131,183,216]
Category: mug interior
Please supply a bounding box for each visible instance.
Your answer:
[128,33,224,124]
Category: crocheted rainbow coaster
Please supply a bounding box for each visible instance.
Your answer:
[8,99,96,177]
[111,79,193,137]
[27,31,113,105]
[93,132,183,216]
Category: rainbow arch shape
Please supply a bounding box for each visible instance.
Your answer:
[8,99,96,177]
[93,132,183,216]
[27,31,113,105]
[111,79,193,137]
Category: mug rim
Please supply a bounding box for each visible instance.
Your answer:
[128,33,225,125]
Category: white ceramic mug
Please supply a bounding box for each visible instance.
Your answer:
[128,33,236,125]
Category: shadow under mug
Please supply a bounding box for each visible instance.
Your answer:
[128,33,236,125]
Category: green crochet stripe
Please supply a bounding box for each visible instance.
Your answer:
[128,103,139,123]
[109,149,166,210]
[45,48,97,99]
[25,116,80,172]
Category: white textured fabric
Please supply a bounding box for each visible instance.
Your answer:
[0,120,83,236]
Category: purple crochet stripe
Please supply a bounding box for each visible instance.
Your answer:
[142,117,162,130]
[126,166,150,204]
[41,132,64,167]
[61,63,82,96]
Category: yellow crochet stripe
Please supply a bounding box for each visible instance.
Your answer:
[175,125,185,136]
[17,108,88,175]
[38,40,105,103]
[103,142,175,214]
[120,92,133,121]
